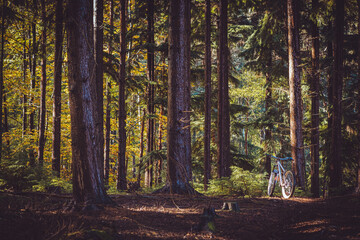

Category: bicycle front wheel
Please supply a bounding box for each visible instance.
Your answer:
[281,171,295,199]
[267,172,276,197]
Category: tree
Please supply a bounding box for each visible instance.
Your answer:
[203,0,211,191]
[309,0,320,197]
[217,0,230,178]
[357,0,360,194]
[329,0,344,193]
[117,0,127,191]
[264,54,272,176]
[38,0,47,166]
[104,0,114,186]
[287,0,305,188]
[160,0,194,194]
[66,0,109,205]
[0,0,5,162]
[145,0,155,188]
[52,0,63,177]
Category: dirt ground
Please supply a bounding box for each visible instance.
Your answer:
[0,191,359,240]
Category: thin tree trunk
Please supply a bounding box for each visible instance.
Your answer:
[66,0,109,204]
[137,108,145,184]
[329,0,344,193]
[94,0,104,179]
[29,0,37,166]
[38,0,47,166]
[52,0,63,177]
[203,0,211,191]
[104,0,114,186]
[145,0,155,188]
[22,23,28,136]
[287,0,305,188]
[157,105,164,184]
[217,0,230,178]
[0,0,5,162]
[117,0,127,191]
[310,0,320,198]
[264,53,272,175]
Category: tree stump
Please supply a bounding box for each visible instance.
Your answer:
[222,201,240,212]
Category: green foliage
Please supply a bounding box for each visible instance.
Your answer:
[206,167,267,197]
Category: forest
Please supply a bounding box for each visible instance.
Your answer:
[0,0,360,239]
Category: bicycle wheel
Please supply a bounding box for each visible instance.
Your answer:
[281,171,295,199]
[267,172,277,197]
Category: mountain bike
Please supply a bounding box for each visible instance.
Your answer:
[267,155,295,199]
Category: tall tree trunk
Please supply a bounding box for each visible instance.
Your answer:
[38,0,47,166]
[161,0,193,194]
[66,0,109,204]
[217,0,230,178]
[104,0,114,186]
[145,0,155,188]
[29,0,37,166]
[94,0,104,180]
[156,105,164,185]
[329,0,344,194]
[52,0,63,177]
[117,0,127,191]
[0,0,4,162]
[203,0,211,191]
[264,53,272,175]
[357,0,360,194]
[287,0,305,188]
[310,0,320,198]
[22,23,28,136]
[137,108,145,184]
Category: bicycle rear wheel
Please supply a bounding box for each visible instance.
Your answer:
[267,172,276,197]
[281,171,295,199]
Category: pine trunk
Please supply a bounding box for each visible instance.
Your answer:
[357,0,360,194]
[145,0,155,188]
[287,0,305,188]
[329,0,344,192]
[163,0,194,194]
[137,108,145,184]
[66,0,109,204]
[310,0,320,198]
[52,0,63,176]
[22,23,28,136]
[38,0,47,166]
[104,0,114,186]
[0,0,4,162]
[117,0,127,191]
[217,0,230,178]
[264,54,272,175]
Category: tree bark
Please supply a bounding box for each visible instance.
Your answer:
[217,0,230,178]
[264,53,272,176]
[329,0,344,193]
[310,0,320,198]
[38,0,47,166]
[162,0,194,194]
[104,0,114,187]
[357,0,360,194]
[66,0,109,204]
[22,22,28,136]
[117,0,127,191]
[29,0,37,167]
[137,108,145,184]
[287,0,305,187]
[203,0,211,191]
[145,0,155,188]
[94,0,104,179]
[0,0,5,162]
[52,0,63,177]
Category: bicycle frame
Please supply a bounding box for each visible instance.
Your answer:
[270,156,292,187]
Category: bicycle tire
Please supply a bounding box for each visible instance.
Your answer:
[267,172,276,197]
[281,171,295,199]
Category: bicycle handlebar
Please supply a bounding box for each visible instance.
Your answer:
[266,154,293,161]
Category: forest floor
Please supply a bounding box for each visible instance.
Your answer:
[0,191,359,240]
